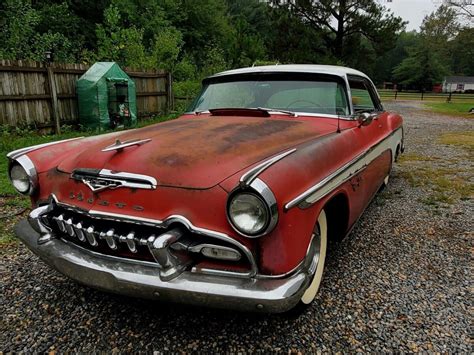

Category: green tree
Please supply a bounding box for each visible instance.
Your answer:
[373,31,421,84]
[420,5,460,67]
[450,27,474,76]
[174,0,233,66]
[96,5,149,68]
[392,6,465,90]
[110,0,170,47]
[151,28,183,73]
[393,42,448,90]
[277,0,406,62]
[0,0,39,59]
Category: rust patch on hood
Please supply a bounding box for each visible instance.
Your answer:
[57,116,335,189]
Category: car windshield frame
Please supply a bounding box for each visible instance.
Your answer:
[188,72,353,119]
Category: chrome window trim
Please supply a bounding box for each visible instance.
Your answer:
[7,137,84,160]
[226,178,278,239]
[284,127,403,211]
[239,149,296,187]
[9,155,39,196]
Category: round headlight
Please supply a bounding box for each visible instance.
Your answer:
[10,163,31,193]
[228,193,269,236]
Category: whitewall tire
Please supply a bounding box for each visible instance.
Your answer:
[301,209,328,305]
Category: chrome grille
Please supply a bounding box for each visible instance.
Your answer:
[45,207,253,272]
[48,210,162,262]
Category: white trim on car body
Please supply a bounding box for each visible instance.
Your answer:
[7,137,84,160]
[284,127,403,211]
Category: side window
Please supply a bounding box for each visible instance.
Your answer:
[349,78,378,113]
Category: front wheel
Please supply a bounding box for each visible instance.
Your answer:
[301,209,328,304]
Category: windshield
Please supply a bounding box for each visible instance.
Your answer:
[190,74,350,116]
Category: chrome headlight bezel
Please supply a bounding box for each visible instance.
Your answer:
[8,155,38,195]
[226,178,278,238]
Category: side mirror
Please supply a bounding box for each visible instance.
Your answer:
[357,112,377,127]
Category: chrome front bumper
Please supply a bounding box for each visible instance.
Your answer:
[15,220,309,313]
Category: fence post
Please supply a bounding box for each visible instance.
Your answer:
[166,72,173,112]
[46,65,61,134]
[421,90,424,101]
[395,91,398,100]
[447,92,452,103]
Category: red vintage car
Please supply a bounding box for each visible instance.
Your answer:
[9,65,404,312]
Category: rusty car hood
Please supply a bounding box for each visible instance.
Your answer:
[57,115,336,189]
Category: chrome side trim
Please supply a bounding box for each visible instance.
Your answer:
[240,149,297,187]
[284,128,403,211]
[7,137,84,160]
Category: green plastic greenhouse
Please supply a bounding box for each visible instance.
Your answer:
[77,62,137,130]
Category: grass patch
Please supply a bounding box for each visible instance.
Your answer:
[0,196,29,246]
[424,102,474,118]
[438,131,474,153]
[399,166,473,206]
[399,153,438,163]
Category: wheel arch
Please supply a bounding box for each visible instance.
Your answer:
[323,192,350,242]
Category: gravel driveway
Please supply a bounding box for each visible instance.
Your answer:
[1,102,472,352]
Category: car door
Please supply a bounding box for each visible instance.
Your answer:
[348,76,392,209]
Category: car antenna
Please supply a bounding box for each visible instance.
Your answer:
[336,113,341,133]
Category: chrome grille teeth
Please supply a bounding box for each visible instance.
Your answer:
[74,222,86,242]
[85,226,98,246]
[147,235,156,246]
[105,229,117,250]
[53,215,160,253]
[65,218,75,237]
[126,232,137,253]
[56,215,66,233]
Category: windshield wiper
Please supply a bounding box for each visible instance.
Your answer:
[256,107,298,117]
[201,107,298,118]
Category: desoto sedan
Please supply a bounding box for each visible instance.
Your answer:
[9,65,404,313]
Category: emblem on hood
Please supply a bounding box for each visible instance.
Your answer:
[102,138,151,152]
[71,169,157,192]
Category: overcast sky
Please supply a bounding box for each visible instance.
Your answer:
[382,0,439,31]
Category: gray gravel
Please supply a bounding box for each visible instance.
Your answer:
[1,101,473,352]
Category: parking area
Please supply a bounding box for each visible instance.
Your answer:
[1,101,472,352]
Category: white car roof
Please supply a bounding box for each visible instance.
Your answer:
[208,64,371,81]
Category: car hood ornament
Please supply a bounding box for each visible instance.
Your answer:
[102,138,151,152]
[71,169,158,192]
[81,177,122,192]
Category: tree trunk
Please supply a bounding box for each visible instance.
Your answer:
[334,0,346,59]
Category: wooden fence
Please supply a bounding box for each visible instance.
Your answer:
[378,89,474,102]
[0,60,172,132]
